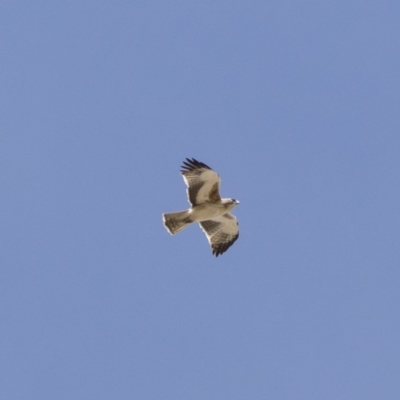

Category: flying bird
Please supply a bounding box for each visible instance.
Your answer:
[162,158,240,257]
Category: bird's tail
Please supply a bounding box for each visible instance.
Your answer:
[163,210,192,234]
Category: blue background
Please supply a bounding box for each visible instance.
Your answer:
[1,1,400,399]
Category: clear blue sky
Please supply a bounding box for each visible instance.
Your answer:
[1,2,400,399]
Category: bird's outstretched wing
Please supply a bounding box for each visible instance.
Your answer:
[199,213,239,257]
[180,158,221,206]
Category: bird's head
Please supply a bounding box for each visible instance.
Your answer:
[221,198,240,211]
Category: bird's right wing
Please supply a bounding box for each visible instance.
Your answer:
[180,158,221,206]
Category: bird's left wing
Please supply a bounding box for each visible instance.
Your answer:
[199,213,239,257]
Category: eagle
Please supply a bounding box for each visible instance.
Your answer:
[162,158,240,257]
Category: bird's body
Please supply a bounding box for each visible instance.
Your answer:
[162,158,240,257]
[190,200,237,221]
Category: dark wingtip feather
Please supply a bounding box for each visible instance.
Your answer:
[180,158,212,174]
[212,233,239,257]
